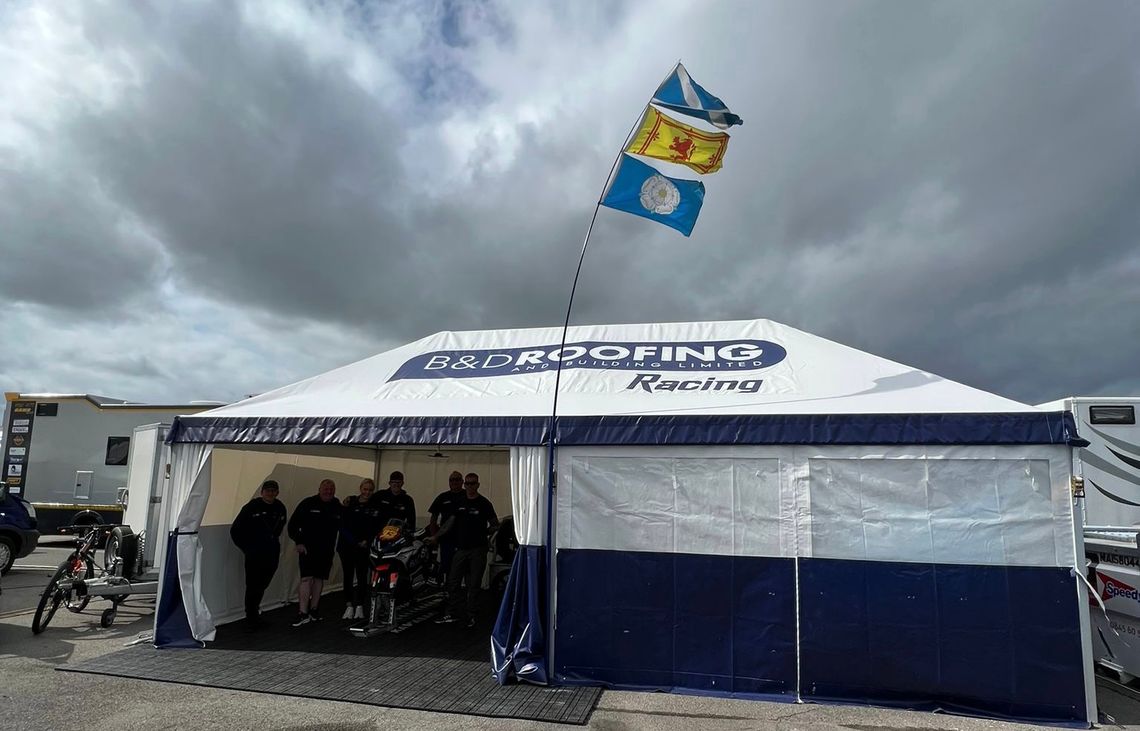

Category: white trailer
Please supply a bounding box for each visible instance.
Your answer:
[119,422,178,579]
[1038,397,1140,680]
[2,394,216,535]
[1038,397,1140,527]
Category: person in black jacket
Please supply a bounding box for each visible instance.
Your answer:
[230,480,287,625]
[286,478,342,626]
[339,478,382,620]
[375,471,417,530]
[431,472,498,628]
[428,471,465,580]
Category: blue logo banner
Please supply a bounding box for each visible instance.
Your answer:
[389,339,787,381]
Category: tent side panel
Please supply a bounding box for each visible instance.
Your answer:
[552,444,1088,725]
[553,447,798,696]
[493,447,550,685]
[796,447,1087,724]
[153,534,201,648]
[798,558,1085,722]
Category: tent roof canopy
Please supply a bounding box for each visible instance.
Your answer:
[170,319,1074,447]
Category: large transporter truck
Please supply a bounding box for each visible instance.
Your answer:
[1040,397,1140,681]
[2,393,217,536]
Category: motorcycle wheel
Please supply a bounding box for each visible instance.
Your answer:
[32,562,70,634]
[65,559,95,613]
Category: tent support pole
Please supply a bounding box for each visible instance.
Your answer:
[543,99,658,681]
[543,199,603,682]
[543,65,676,680]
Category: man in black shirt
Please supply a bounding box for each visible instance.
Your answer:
[375,471,417,530]
[432,472,498,628]
[230,479,287,625]
[287,478,342,626]
[428,471,464,579]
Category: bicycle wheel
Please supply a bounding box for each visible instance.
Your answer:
[32,562,69,634]
[65,559,95,613]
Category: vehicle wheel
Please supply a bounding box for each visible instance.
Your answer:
[32,562,69,634]
[104,531,121,574]
[100,607,116,628]
[65,559,95,613]
[0,535,15,575]
[105,527,137,579]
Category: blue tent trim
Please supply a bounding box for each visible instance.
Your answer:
[168,412,1077,447]
[491,545,548,685]
[154,532,202,648]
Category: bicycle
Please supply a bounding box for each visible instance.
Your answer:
[31,524,113,634]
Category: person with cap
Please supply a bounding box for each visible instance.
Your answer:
[287,478,342,626]
[428,471,465,581]
[431,472,498,628]
[375,471,417,530]
[229,479,288,625]
[339,478,383,620]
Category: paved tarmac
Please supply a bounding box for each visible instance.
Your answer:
[1,540,74,616]
[3,602,1140,730]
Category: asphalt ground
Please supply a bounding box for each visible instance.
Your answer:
[3,560,1140,730]
[1,537,75,617]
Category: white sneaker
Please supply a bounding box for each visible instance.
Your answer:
[353,606,365,620]
[291,614,313,627]
[342,605,355,620]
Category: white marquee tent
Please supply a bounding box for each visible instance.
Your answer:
[154,319,1093,725]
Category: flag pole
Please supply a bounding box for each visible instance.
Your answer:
[540,62,680,680]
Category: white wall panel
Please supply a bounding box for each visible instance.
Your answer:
[558,447,788,558]
[731,460,786,557]
[556,444,1075,568]
[808,454,1071,567]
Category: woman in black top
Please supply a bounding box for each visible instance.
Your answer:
[339,478,382,619]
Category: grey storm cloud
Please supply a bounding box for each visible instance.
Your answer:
[0,0,1137,405]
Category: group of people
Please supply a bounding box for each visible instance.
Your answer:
[229,469,499,630]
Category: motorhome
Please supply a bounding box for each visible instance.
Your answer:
[2,393,217,535]
[1039,396,1140,681]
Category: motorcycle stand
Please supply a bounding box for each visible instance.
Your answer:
[348,588,445,638]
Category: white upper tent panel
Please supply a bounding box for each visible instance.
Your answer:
[199,319,1033,419]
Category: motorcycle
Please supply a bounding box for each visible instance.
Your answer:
[365,518,439,629]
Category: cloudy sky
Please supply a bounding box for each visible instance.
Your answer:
[1,0,1137,406]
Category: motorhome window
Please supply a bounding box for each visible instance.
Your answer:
[35,402,58,416]
[1090,405,1136,425]
[105,436,131,466]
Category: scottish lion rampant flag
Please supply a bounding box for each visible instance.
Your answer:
[653,62,742,129]
[601,153,705,236]
[626,106,730,175]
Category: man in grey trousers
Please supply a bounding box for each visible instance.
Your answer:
[431,472,498,628]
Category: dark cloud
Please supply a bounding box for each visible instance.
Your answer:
[0,0,1137,404]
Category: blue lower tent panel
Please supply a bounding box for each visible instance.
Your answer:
[555,550,796,697]
[154,532,202,648]
[492,545,548,685]
[798,558,1087,724]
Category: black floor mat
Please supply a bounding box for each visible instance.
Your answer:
[58,597,601,725]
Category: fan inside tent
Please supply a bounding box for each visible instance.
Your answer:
[428,446,449,459]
